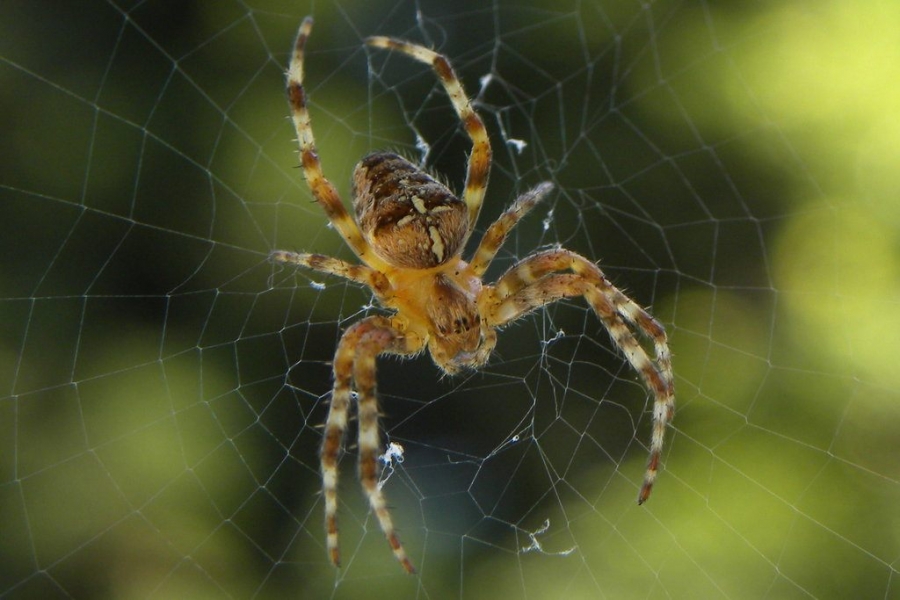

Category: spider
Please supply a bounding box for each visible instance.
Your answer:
[272,17,674,574]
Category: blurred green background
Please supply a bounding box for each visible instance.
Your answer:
[1,1,898,598]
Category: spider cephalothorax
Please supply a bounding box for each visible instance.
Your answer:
[272,17,674,575]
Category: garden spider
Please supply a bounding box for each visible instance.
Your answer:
[272,17,674,574]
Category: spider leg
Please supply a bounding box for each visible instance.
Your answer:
[486,250,674,504]
[469,181,554,277]
[270,251,390,298]
[321,321,355,569]
[325,316,422,573]
[366,35,491,243]
[288,18,381,267]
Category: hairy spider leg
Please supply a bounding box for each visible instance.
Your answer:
[469,181,554,277]
[287,18,384,268]
[323,316,422,573]
[270,251,391,296]
[487,249,674,504]
[366,36,492,245]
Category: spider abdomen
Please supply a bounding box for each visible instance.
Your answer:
[353,152,467,269]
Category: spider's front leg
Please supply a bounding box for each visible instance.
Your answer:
[484,249,674,504]
[323,316,422,574]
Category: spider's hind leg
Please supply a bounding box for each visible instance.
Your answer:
[286,17,378,266]
[366,35,492,244]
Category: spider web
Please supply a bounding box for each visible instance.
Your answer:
[2,1,899,598]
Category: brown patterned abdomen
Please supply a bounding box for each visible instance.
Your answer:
[353,152,467,269]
